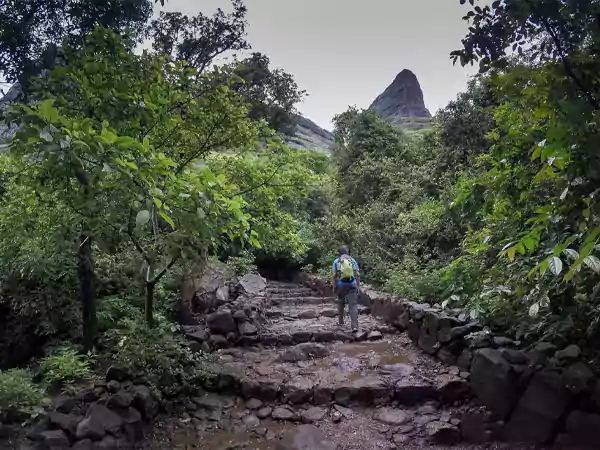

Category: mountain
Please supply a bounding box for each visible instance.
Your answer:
[285,114,334,153]
[369,69,432,130]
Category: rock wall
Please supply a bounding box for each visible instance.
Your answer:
[300,274,600,448]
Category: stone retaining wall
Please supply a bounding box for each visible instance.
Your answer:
[300,273,600,448]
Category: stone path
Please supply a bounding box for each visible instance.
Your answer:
[149,280,535,450]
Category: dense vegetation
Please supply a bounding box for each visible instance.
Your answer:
[1,0,600,430]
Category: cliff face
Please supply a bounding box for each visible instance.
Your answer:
[369,69,432,130]
[285,114,334,153]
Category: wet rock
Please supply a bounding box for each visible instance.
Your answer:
[556,410,600,449]
[282,377,314,404]
[38,430,70,448]
[499,348,529,365]
[367,331,383,341]
[417,404,437,415]
[418,312,439,355]
[314,331,336,342]
[245,398,263,410]
[48,411,80,435]
[299,310,319,319]
[302,406,327,423]
[272,407,297,421]
[313,386,333,405]
[379,363,414,377]
[279,343,330,362]
[106,366,130,382]
[450,323,482,340]
[243,414,260,429]
[233,309,248,323]
[470,348,518,418]
[320,309,338,318]
[53,395,77,414]
[353,330,368,341]
[465,331,492,348]
[72,439,94,450]
[436,375,470,403]
[555,344,580,361]
[333,404,353,419]
[564,361,594,393]
[238,273,267,297]
[374,408,411,425]
[457,349,473,371]
[395,380,437,406]
[292,331,313,343]
[505,369,572,443]
[207,309,237,334]
[119,407,143,442]
[238,321,258,336]
[256,407,272,419]
[131,385,158,419]
[426,421,461,445]
[210,334,231,349]
[407,320,420,344]
[393,434,410,445]
[277,424,337,450]
[334,377,390,406]
[107,391,134,409]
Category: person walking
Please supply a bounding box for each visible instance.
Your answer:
[332,245,360,332]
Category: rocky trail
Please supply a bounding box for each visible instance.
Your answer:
[148,280,534,450]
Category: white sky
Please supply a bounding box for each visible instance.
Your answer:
[159,0,479,129]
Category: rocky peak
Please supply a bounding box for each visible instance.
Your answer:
[369,69,431,129]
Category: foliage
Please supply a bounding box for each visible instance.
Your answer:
[0,0,154,85]
[38,345,95,388]
[101,316,215,398]
[226,250,258,276]
[0,369,48,422]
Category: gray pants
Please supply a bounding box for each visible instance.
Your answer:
[337,284,358,329]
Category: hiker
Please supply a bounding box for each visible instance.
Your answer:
[332,245,360,332]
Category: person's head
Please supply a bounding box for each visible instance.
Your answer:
[339,245,349,256]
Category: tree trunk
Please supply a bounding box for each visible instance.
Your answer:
[145,281,155,327]
[78,233,96,352]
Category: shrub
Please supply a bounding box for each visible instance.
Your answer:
[102,317,216,399]
[38,345,95,388]
[226,250,258,276]
[0,369,48,423]
[97,295,143,332]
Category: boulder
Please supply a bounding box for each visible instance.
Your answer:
[282,377,314,404]
[436,375,470,403]
[207,309,237,334]
[237,273,267,297]
[182,261,235,314]
[395,380,437,406]
[418,311,439,354]
[48,411,80,435]
[407,320,420,344]
[107,391,134,409]
[38,430,70,448]
[555,344,580,361]
[556,410,600,449]
[563,361,594,394]
[334,377,390,406]
[272,407,297,421]
[130,385,158,419]
[277,424,337,450]
[233,309,248,323]
[119,407,143,442]
[470,348,518,418]
[505,369,573,444]
[238,321,258,336]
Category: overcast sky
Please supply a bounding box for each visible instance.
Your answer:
[160,0,478,130]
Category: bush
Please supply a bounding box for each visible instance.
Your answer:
[97,295,143,332]
[0,369,48,423]
[38,345,95,388]
[226,250,258,276]
[102,317,216,399]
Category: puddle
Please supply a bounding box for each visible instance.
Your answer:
[335,341,413,366]
[201,422,295,450]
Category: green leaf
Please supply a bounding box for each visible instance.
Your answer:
[136,210,150,226]
[583,255,600,274]
[159,212,175,229]
[507,246,516,262]
[529,302,540,317]
[548,256,563,276]
[196,207,206,219]
[563,248,579,260]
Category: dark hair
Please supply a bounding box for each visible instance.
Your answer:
[339,245,349,255]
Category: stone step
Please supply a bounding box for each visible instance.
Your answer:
[267,282,304,289]
[267,289,316,297]
[270,296,334,305]
[266,305,371,320]
[203,339,470,408]
[234,327,389,347]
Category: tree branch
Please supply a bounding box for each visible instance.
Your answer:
[235,165,283,196]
